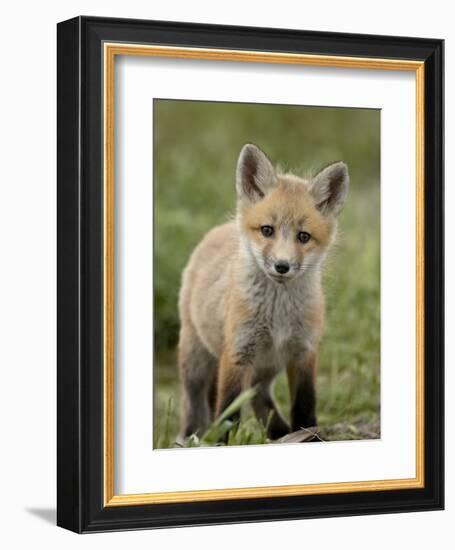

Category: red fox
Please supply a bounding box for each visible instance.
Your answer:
[177,144,349,442]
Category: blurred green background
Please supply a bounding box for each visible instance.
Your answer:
[153,99,380,448]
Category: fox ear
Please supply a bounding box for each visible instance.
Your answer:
[309,161,349,215]
[236,144,277,203]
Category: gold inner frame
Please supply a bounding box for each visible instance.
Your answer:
[103,43,425,507]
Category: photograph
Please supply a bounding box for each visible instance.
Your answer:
[153,99,381,449]
[55,15,443,533]
[0,0,449,543]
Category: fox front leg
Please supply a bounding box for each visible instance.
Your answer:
[250,369,290,439]
[287,351,318,431]
[215,350,246,425]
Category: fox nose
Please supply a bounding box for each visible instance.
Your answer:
[274,261,290,274]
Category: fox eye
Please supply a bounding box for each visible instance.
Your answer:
[261,225,274,238]
[297,231,311,244]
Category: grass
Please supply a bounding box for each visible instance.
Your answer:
[153,100,380,449]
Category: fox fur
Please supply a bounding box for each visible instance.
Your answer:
[177,143,349,442]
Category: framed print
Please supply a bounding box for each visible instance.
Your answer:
[57,16,444,532]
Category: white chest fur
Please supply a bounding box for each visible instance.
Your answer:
[239,272,320,370]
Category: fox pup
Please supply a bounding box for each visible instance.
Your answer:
[177,144,349,442]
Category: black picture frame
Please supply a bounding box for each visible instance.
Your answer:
[57,16,444,533]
